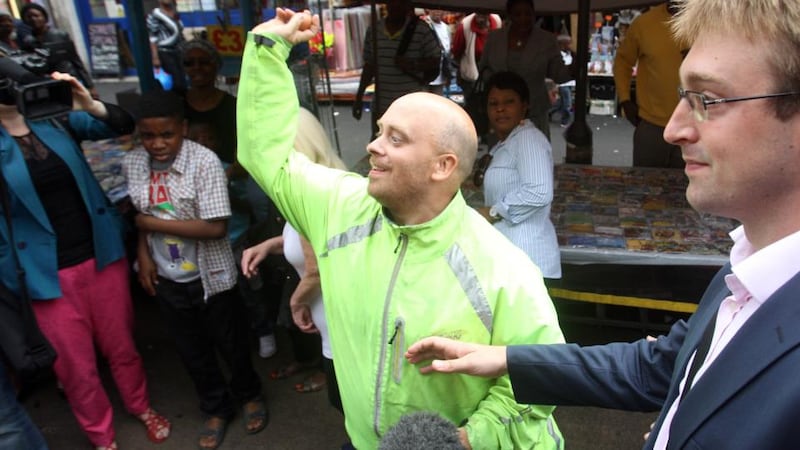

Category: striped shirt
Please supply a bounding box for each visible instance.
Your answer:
[146,7,184,49]
[362,17,441,118]
[123,139,237,298]
[483,120,561,278]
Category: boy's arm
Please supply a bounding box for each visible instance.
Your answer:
[136,230,158,296]
[134,214,227,240]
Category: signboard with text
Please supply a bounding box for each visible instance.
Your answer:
[205,25,245,57]
[88,23,121,76]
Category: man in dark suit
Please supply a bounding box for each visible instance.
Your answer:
[405,0,800,448]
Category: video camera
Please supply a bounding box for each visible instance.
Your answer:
[0,49,73,120]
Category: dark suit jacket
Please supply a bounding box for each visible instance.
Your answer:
[507,264,800,449]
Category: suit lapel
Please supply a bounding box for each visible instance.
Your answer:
[670,265,732,400]
[667,270,800,449]
[644,265,731,450]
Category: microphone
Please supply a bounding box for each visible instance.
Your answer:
[379,412,466,450]
[0,54,72,119]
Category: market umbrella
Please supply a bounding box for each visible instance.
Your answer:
[413,0,662,14]
[411,0,664,163]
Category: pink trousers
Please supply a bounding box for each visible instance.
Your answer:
[32,258,150,447]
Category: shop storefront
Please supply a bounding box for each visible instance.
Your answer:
[72,0,252,77]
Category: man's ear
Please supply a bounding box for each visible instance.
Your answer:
[181,118,188,137]
[431,152,458,182]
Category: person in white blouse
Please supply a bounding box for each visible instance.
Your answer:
[475,70,561,280]
[240,108,345,412]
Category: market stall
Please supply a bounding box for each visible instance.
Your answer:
[459,164,737,325]
[462,165,736,267]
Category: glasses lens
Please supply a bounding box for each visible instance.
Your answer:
[683,91,707,122]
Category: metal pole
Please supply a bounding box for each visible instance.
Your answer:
[563,0,593,164]
[125,0,157,93]
[241,0,256,33]
[369,1,379,134]
[317,0,343,157]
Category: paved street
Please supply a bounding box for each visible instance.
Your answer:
[17,79,665,450]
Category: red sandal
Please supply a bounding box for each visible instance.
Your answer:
[139,408,171,444]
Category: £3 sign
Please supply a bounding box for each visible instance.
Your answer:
[206,25,245,56]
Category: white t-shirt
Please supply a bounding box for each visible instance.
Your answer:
[283,223,332,359]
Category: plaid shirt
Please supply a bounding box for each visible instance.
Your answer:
[123,139,237,298]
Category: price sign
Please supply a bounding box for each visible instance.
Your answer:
[206,25,245,57]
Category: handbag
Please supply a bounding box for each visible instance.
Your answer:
[0,170,57,381]
[463,69,490,136]
[396,18,440,85]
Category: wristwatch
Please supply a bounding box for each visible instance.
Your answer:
[489,206,501,223]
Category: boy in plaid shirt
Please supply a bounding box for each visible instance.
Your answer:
[123,90,266,450]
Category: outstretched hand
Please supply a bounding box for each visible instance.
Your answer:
[252,8,319,45]
[405,336,509,378]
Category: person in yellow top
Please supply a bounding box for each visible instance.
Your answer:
[614,2,687,168]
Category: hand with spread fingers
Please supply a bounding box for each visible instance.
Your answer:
[405,336,509,378]
[252,8,319,45]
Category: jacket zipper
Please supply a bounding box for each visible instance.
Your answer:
[373,233,408,437]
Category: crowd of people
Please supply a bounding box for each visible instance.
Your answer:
[4,0,800,449]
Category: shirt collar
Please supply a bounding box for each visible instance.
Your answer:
[491,119,533,155]
[729,225,800,304]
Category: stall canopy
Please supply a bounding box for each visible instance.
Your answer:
[411,0,663,14]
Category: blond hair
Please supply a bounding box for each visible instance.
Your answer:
[295,108,346,170]
[671,0,800,119]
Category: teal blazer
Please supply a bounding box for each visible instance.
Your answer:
[0,106,133,300]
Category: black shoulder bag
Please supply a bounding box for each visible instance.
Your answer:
[396,18,440,85]
[0,170,57,382]
[463,68,490,136]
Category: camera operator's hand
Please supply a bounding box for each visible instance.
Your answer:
[50,72,107,119]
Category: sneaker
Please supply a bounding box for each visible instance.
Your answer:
[258,334,277,359]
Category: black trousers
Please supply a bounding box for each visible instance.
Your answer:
[322,357,343,414]
[157,48,186,94]
[155,278,262,418]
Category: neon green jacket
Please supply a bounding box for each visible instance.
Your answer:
[238,32,566,450]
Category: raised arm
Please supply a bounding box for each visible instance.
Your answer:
[236,9,320,227]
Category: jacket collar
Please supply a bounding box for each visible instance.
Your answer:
[0,121,81,233]
[381,190,467,263]
[664,268,800,448]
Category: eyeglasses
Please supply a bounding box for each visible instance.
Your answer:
[183,58,214,68]
[678,87,800,122]
[472,153,493,187]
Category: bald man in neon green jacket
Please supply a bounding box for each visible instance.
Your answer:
[237,10,565,449]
